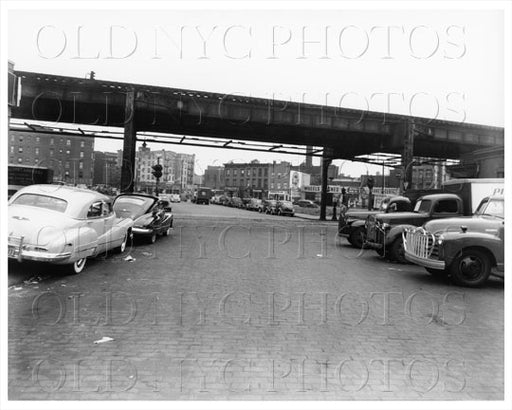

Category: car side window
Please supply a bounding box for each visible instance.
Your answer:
[87,201,103,218]
[434,200,459,213]
[102,201,113,216]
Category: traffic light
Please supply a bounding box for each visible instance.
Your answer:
[152,164,163,179]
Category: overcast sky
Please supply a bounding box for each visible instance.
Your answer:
[8,8,504,176]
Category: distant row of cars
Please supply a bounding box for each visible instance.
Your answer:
[8,185,174,274]
[211,196,296,216]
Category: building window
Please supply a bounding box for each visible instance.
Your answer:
[80,151,84,158]
[79,161,83,169]
[66,139,71,146]
[50,149,54,156]
[50,138,54,145]
[36,137,40,143]
[18,147,23,153]
[271,183,274,189]
[19,136,23,142]
[66,150,70,155]
[10,135,14,142]
[10,146,13,153]
[65,161,70,169]
[80,140,85,148]
[35,148,40,155]
[34,158,39,164]
[18,158,23,163]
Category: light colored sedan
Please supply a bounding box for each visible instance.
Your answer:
[8,184,134,274]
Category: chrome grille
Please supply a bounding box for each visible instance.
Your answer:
[404,228,437,259]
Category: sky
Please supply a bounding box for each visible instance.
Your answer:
[7,8,504,177]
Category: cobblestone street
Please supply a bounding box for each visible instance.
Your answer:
[8,203,504,400]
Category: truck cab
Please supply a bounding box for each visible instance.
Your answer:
[404,196,504,287]
[365,193,464,262]
[338,195,412,248]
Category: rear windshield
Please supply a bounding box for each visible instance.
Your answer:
[11,193,68,213]
[113,196,155,219]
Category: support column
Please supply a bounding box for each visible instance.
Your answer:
[121,89,137,193]
[320,154,332,221]
[401,119,414,194]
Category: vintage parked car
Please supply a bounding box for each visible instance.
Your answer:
[8,184,133,274]
[229,197,243,208]
[276,200,295,216]
[365,193,465,263]
[113,193,173,244]
[295,199,318,208]
[169,194,181,203]
[404,196,504,287]
[338,195,412,248]
[265,200,278,215]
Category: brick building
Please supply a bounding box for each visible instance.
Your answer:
[93,151,121,187]
[203,166,225,190]
[223,160,292,198]
[8,131,95,186]
[133,144,195,193]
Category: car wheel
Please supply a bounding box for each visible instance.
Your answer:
[425,267,447,277]
[149,232,157,244]
[163,226,172,236]
[376,248,386,257]
[449,249,491,287]
[390,237,407,263]
[71,258,87,274]
[349,227,366,249]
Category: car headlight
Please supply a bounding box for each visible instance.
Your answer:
[381,223,391,230]
[436,234,444,245]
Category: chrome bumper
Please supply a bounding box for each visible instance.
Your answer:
[132,227,154,235]
[8,249,72,263]
[404,250,446,270]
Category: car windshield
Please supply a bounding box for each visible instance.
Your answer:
[475,198,504,218]
[113,196,156,219]
[413,199,431,213]
[280,201,293,206]
[11,193,68,213]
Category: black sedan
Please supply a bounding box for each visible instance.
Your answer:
[113,193,173,244]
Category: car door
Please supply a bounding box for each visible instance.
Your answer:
[102,200,121,251]
[86,200,107,253]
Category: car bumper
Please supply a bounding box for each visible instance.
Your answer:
[8,248,72,263]
[404,250,446,269]
[338,225,351,237]
[365,241,383,250]
[132,227,154,235]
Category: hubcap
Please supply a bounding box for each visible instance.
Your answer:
[459,256,483,280]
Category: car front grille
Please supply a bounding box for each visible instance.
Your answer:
[404,228,439,259]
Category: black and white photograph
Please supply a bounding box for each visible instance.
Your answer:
[1,1,510,409]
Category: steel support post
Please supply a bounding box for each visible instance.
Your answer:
[401,119,415,194]
[320,155,332,221]
[121,89,137,193]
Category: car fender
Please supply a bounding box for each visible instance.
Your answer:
[66,226,99,259]
[440,232,502,268]
[385,224,416,246]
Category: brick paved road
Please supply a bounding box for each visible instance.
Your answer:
[8,203,504,399]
